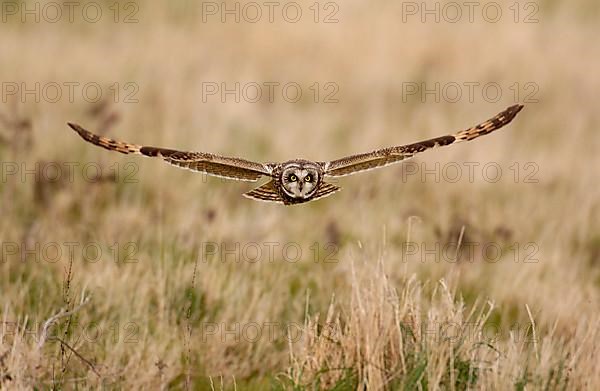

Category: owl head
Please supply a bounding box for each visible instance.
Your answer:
[280,160,321,200]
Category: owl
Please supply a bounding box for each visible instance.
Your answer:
[68,105,523,205]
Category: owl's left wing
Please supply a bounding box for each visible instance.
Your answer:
[322,105,524,177]
[68,123,273,181]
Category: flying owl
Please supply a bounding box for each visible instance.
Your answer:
[68,104,523,205]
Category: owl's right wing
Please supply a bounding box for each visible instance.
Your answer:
[68,123,273,181]
[321,105,524,177]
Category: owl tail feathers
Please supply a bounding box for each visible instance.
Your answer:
[244,181,284,203]
[243,181,342,204]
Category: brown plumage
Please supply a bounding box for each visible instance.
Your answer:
[68,104,523,205]
[322,104,523,177]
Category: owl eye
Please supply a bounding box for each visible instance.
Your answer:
[289,174,297,181]
[304,175,312,182]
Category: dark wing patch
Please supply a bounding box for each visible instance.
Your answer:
[323,105,523,177]
[454,104,523,141]
[68,123,271,181]
[68,122,141,154]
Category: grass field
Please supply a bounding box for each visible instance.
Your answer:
[1,0,599,389]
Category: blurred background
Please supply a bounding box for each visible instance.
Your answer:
[1,0,599,389]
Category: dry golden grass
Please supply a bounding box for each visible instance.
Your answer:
[1,0,599,389]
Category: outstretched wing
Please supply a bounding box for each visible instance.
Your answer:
[322,105,524,177]
[68,123,272,181]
